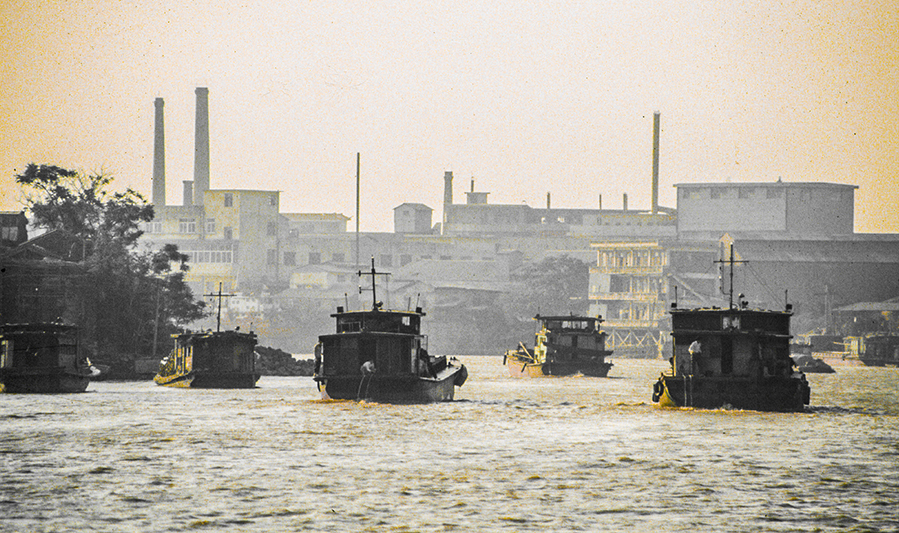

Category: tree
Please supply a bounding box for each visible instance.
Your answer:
[15,164,206,364]
[505,255,591,319]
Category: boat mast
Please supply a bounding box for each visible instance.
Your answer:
[358,257,390,310]
[715,244,745,309]
[205,282,235,332]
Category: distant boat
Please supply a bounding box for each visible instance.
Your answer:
[790,353,835,373]
[154,329,259,388]
[847,334,899,367]
[155,282,260,388]
[504,314,613,378]
[652,246,810,412]
[0,323,93,393]
[313,259,467,402]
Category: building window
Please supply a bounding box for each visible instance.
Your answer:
[223,227,233,240]
[224,193,233,207]
[309,252,321,265]
[179,219,196,234]
[206,218,215,233]
[267,249,277,265]
[283,252,296,266]
[380,254,392,267]
[332,252,345,263]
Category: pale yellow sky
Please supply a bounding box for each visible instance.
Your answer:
[1,0,896,232]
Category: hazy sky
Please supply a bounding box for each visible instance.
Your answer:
[2,0,896,233]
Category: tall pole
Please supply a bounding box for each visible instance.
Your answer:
[652,111,660,215]
[355,152,360,270]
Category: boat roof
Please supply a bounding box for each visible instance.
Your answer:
[670,306,791,316]
[0,322,78,333]
[332,307,424,319]
[173,329,257,340]
[535,314,603,322]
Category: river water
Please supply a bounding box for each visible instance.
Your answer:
[1,357,897,532]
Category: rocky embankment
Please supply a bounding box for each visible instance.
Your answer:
[255,346,314,376]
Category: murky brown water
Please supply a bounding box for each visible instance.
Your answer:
[1,358,897,532]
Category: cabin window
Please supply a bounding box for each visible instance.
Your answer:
[283,252,296,266]
[224,193,233,207]
[223,227,233,240]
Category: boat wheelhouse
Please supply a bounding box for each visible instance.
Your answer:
[504,314,613,378]
[0,323,92,393]
[313,260,467,402]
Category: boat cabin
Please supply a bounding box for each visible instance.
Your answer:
[167,330,258,375]
[332,305,423,335]
[1,323,80,372]
[536,315,607,351]
[670,307,793,379]
[320,306,430,378]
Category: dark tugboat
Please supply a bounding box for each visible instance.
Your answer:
[313,259,467,402]
[652,246,810,412]
[504,314,613,377]
[0,323,94,393]
[154,284,259,388]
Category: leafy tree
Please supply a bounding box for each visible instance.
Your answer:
[15,164,206,364]
[505,255,591,320]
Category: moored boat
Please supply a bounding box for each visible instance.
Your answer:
[0,323,93,393]
[504,314,613,378]
[313,260,467,402]
[848,334,899,367]
[652,247,810,412]
[154,329,259,388]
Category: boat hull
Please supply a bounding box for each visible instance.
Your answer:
[154,371,259,389]
[653,375,810,412]
[505,355,612,378]
[0,369,90,393]
[316,365,465,403]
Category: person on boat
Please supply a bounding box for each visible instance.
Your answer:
[361,360,375,375]
[678,340,701,376]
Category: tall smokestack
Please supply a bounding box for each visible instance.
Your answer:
[152,98,166,207]
[443,171,453,205]
[193,87,210,206]
[652,111,660,215]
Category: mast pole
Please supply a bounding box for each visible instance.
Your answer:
[355,152,360,270]
[729,244,735,310]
